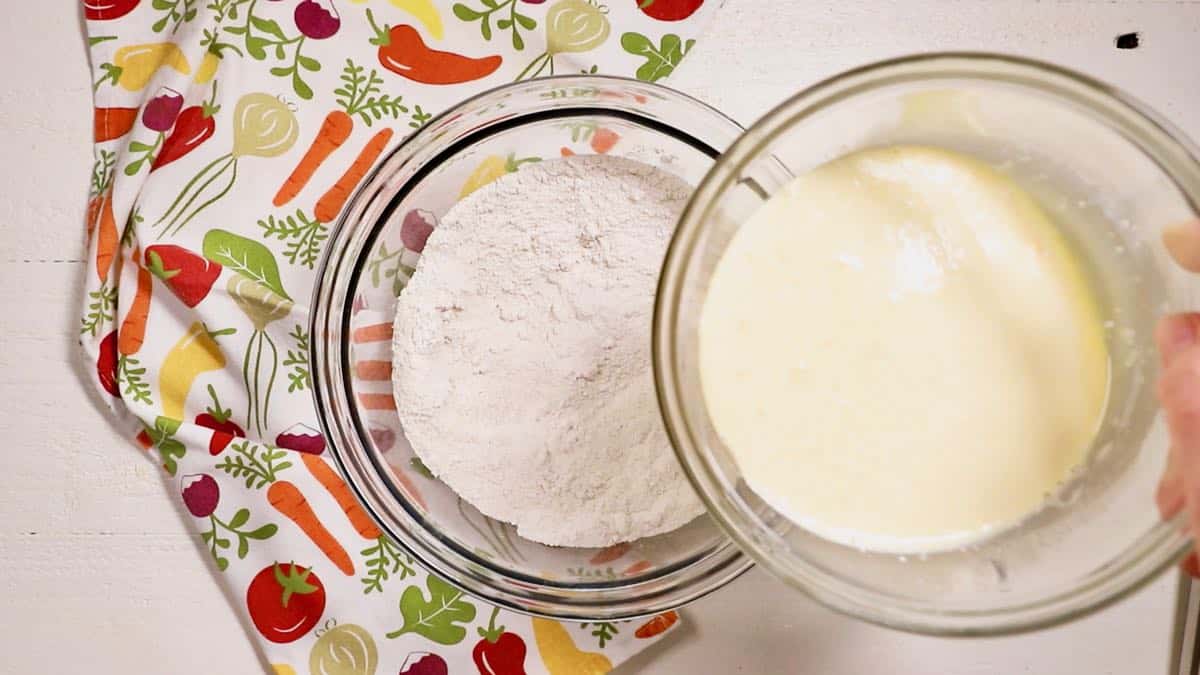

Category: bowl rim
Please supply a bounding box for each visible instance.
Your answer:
[653,51,1200,636]
[310,74,754,621]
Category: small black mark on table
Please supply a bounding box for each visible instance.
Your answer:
[1115,32,1140,49]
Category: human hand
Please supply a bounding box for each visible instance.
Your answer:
[1155,220,1200,576]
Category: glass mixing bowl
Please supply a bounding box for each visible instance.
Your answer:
[311,76,751,620]
[654,53,1200,635]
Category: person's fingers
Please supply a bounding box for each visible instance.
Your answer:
[1157,444,1186,519]
[1163,220,1200,273]
[1156,314,1200,367]
[1183,552,1200,578]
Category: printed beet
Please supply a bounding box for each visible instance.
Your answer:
[142,86,184,132]
[295,0,341,39]
[181,473,220,517]
[276,422,326,454]
[400,652,448,675]
[401,209,436,252]
[368,426,395,452]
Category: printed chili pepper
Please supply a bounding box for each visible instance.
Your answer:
[94,107,138,142]
[159,321,235,420]
[145,244,222,307]
[473,607,527,675]
[83,0,141,21]
[367,10,501,85]
[152,81,221,171]
[195,385,245,455]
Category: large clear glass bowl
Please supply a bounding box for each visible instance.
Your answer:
[311,76,751,620]
[654,53,1200,635]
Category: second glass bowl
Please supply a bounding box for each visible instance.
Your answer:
[655,53,1200,635]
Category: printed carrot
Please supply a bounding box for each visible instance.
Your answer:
[354,361,391,381]
[590,127,619,154]
[314,127,393,223]
[300,454,382,540]
[634,611,679,639]
[94,107,139,142]
[118,263,152,355]
[588,542,631,565]
[267,480,354,575]
[622,560,652,576]
[274,110,354,208]
[95,190,118,283]
[352,323,392,343]
[357,393,396,411]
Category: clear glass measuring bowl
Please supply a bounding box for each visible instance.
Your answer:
[654,53,1200,635]
[311,76,752,620]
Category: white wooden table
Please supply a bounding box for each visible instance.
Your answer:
[2,2,1197,673]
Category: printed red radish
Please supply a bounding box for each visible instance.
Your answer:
[142,87,184,132]
[276,422,326,454]
[181,473,220,517]
[400,652,448,675]
[295,0,341,39]
[401,209,436,252]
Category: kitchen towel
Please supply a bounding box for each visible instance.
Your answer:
[78,0,714,673]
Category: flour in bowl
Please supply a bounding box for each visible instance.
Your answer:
[391,154,704,547]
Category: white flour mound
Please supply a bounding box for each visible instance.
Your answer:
[392,154,704,547]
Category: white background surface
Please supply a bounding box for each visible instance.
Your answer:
[2,1,1198,673]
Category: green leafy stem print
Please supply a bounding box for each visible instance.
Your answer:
[386,575,477,645]
[203,229,294,436]
[335,59,408,127]
[283,324,310,393]
[453,0,538,51]
[202,0,253,58]
[124,133,165,177]
[224,0,321,99]
[143,415,187,475]
[216,440,293,489]
[117,355,153,405]
[90,149,116,197]
[579,621,620,649]
[360,536,416,594]
[153,0,200,34]
[81,284,118,337]
[257,209,329,269]
[366,242,417,297]
[620,31,694,83]
[201,507,277,571]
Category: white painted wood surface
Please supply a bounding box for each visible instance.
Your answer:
[2,1,1197,673]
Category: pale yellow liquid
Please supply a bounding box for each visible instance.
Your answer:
[699,146,1111,553]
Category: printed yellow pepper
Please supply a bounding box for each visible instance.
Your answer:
[459,153,540,198]
[95,43,191,92]
[350,0,444,40]
[532,618,612,675]
[159,321,233,420]
[194,51,220,85]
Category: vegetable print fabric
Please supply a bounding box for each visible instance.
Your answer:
[79,0,712,673]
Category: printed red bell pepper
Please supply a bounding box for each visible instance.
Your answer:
[472,607,527,675]
[151,82,220,171]
[84,0,141,21]
[195,385,245,455]
[98,329,120,397]
[367,10,501,85]
[144,244,222,308]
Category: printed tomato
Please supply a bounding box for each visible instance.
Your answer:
[636,0,703,21]
[246,562,327,643]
